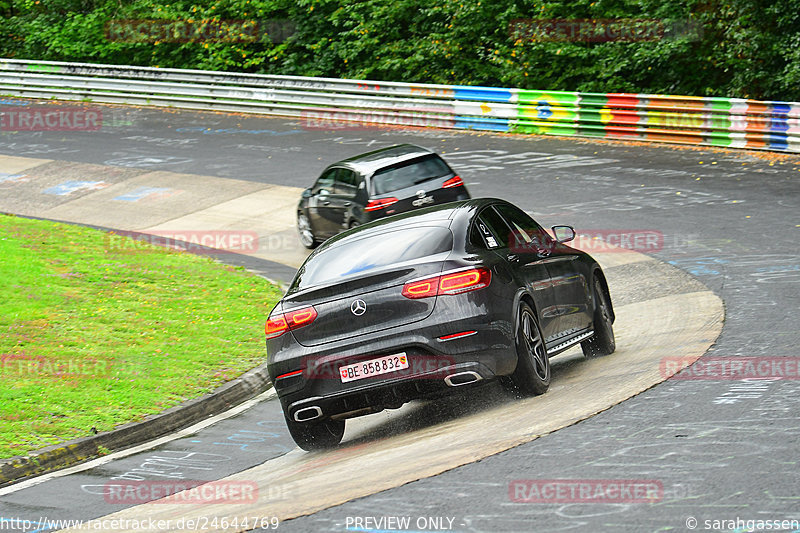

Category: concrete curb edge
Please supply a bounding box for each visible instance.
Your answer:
[0,363,273,488]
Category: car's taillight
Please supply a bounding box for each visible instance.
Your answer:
[402,268,491,299]
[440,269,488,293]
[265,306,318,339]
[402,278,439,299]
[365,197,399,211]
[442,176,463,189]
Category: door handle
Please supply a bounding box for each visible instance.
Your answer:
[322,200,330,206]
[344,202,351,207]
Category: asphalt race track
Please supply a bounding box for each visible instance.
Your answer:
[1,102,798,532]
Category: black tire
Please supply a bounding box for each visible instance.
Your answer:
[285,417,345,451]
[581,278,616,358]
[297,212,319,249]
[507,303,550,395]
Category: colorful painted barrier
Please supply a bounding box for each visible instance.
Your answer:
[1,58,798,152]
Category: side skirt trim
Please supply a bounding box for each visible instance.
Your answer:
[546,330,594,355]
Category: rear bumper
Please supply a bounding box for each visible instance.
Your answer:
[287,361,495,423]
[268,298,516,423]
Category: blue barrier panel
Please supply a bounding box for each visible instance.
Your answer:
[770,116,789,133]
[454,86,513,103]
[771,103,791,115]
[766,133,789,150]
[455,116,510,132]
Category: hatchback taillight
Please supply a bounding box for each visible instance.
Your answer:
[442,176,463,189]
[402,268,491,299]
[365,197,399,211]
[265,306,318,339]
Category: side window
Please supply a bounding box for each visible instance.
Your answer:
[470,207,512,249]
[494,204,554,252]
[313,168,336,195]
[334,169,360,196]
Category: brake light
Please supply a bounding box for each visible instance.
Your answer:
[365,197,399,211]
[402,268,491,299]
[289,307,317,326]
[402,279,438,299]
[264,315,288,339]
[265,306,318,339]
[442,176,463,189]
[439,268,491,294]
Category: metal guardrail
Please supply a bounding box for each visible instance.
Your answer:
[1,58,798,153]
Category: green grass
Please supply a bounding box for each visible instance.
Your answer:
[0,215,283,459]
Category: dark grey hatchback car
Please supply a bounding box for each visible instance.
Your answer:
[268,198,616,450]
[296,144,470,248]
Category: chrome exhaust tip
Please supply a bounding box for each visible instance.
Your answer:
[293,406,323,422]
[444,371,483,387]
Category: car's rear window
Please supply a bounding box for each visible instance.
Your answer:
[291,227,453,291]
[371,154,451,195]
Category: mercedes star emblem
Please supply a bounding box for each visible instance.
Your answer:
[351,299,367,316]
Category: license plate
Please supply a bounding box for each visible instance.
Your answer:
[340,353,409,383]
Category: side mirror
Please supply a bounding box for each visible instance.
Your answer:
[552,225,575,243]
[302,188,312,199]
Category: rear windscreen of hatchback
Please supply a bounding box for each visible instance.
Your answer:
[371,155,452,195]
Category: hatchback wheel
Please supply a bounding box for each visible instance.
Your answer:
[297,212,319,249]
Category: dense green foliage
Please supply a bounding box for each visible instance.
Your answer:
[1,0,798,100]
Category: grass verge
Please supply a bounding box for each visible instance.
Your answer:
[0,215,283,459]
